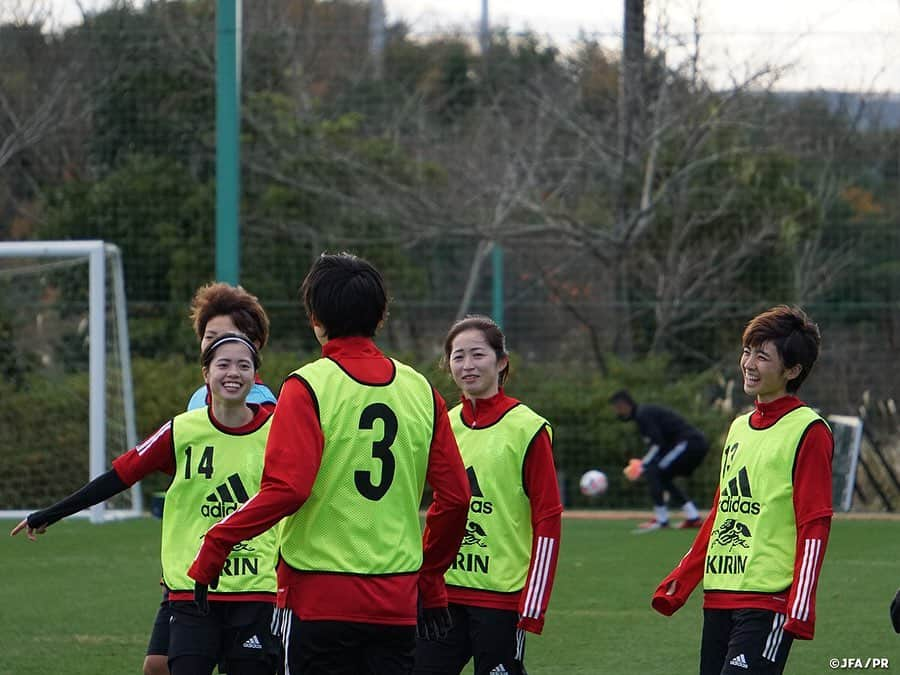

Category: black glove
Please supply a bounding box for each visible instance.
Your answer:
[193,576,219,616]
[416,605,452,641]
[891,589,900,634]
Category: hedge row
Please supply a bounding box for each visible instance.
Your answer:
[2,351,735,510]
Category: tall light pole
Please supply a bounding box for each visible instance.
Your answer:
[216,0,241,284]
[479,0,504,328]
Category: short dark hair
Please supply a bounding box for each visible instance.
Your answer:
[609,389,635,407]
[441,315,510,387]
[742,305,821,393]
[190,282,269,349]
[300,252,387,339]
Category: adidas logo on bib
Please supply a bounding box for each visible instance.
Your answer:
[729,653,749,669]
[489,666,508,674]
[242,635,263,650]
[201,473,250,518]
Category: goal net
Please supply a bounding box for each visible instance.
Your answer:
[0,241,141,522]
[828,414,864,512]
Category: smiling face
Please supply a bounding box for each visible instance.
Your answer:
[449,328,508,400]
[202,341,256,404]
[740,340,802,403]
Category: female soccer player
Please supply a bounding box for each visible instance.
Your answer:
[188,252,471,675]
[186,281,278,410]
[651,305,834,674]
[145,281,278,675]
[413,315,563,675]
[11,334,280,675]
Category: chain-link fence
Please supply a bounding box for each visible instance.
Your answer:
[2,0,898,511]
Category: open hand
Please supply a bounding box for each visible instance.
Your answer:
[10,518,47,541]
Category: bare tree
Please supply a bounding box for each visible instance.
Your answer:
[0,10,91,236]
[0,3,86,173]
[446,13,829,367]
[195,4,859,367]
[0,75,73,171]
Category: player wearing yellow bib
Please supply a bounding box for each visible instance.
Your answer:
[12,334,280,675]
[189,252,471,675]
[651,306,834,675]
[146,282,278,675]
[414,315,563,675]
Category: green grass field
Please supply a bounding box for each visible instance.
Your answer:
[2,516,898,674]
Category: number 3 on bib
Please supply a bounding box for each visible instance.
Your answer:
[355,403,398,500]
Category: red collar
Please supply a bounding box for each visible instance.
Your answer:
[459,388,520,427]
[321,336,384,359]
[750,395,805,427]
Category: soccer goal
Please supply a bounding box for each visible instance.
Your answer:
[827,414,864,512]
[0,240,141,523]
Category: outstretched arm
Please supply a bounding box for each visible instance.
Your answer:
[11,419,176,541]
[10,470,129,540]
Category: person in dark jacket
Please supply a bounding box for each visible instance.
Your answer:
[610,389,709,530]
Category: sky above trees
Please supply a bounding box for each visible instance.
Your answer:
[24,1,900,91]
[389,0,900,92]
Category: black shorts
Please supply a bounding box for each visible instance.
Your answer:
[413,604,527,675]
[146,589,171,656]
[276,609,416,675]
[168,600,279,673]
[700,608,794,675]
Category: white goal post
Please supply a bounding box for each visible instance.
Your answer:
[827,414,863,513]
[0,240,141,522]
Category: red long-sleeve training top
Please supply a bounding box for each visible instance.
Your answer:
[188,336,471,624]
[113,404,274,603]
[652,395,834,639]
[446,390,563,635]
